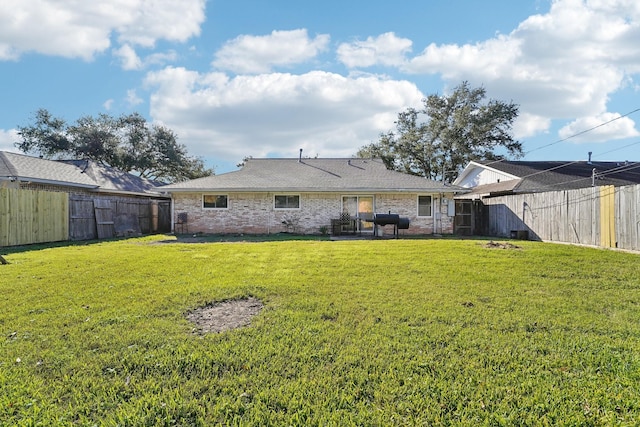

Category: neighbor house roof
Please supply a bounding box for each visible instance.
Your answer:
[454,160,640,198]
[61,159,164,195]
[161,158,466,193]
[0,151,164,196]
[0,151,97,189]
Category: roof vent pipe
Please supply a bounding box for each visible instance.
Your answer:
[587,151,592,164]
[299,148,303,162]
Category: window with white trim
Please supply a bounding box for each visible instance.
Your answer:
[417,195,432,217]
[274,195,300,209]
[203,194,228,209]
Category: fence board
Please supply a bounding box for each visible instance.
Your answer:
[0,188,68,246]
[616,185,640,251]
[94,199,115,239]
[600,186,616,248]
[116,200,151,234]
[69,195,97,240]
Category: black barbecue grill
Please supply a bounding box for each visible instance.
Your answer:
[369,212,410,237]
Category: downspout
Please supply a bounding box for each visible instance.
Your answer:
[439,193,444,234]
[433,194,440,234]
[170,195,175,233]
[267,192,272,234]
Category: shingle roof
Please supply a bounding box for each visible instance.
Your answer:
[161,158,464,193]
[483,160,640,191]
[0,151,164,196]
[0,151,97,188]
[61,159,164,194]
[0,152,17,177]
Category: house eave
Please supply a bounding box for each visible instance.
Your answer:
[162,186,468,194]
[0,176,98,189]
[92,187,169,198]
[453,160,521,187]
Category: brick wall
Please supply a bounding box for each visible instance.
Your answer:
[172,191,457,235]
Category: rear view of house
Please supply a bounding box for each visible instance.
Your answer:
[160,157,468,236]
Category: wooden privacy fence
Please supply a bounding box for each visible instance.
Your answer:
[0,188,69,246]
[479,184,640,251]
[69,195,171,241]
[1,188,171,247]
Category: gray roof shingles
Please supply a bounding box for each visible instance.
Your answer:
[0,151,163,195]
[161,158,463,193]
[481,160,640,192]
[61,159,164,193]
[1,151,96,187]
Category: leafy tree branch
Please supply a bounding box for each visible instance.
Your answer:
[358,81,523,182]
[16,109,213,183]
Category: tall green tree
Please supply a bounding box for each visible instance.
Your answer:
[16,109,213,183]
[358,81,523,182]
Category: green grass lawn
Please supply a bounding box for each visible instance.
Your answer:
[1,236,639,426]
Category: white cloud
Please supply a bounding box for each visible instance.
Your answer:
[513,113,551,140]
[113,44,142,70]
[559,112,640,143]
[144,50,178,67]
[145,67,424,163]
[0,129,20,152]
[126,90,144,107]
[103,99,115,110]
[0,0,205,61]
[113,44,178,70]
[212,29,330,74]
[401,0,640,139]
[337,32,413,68]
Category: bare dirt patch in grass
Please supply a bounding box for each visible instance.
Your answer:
[186,297,263,334]
[483,241,522,250]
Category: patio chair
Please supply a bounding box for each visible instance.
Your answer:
[339,212,357,234]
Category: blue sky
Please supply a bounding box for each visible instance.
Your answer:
[1,0,639,173]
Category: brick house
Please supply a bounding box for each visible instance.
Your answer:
[160,157,467,235]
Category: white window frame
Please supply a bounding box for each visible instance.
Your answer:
[202,194,229,209]
[274,194,300,210]
[417,195,433,217]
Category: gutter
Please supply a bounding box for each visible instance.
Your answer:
[160,186,470,194]
[0,176,98,189]
[0,176,168,199]
[91,188,170,198]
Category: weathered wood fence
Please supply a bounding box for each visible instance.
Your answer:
[1,188,170,246]
[69,195,170,241]
[0,188,69,246]
[479,184,640,251]
[615,184,640,251]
